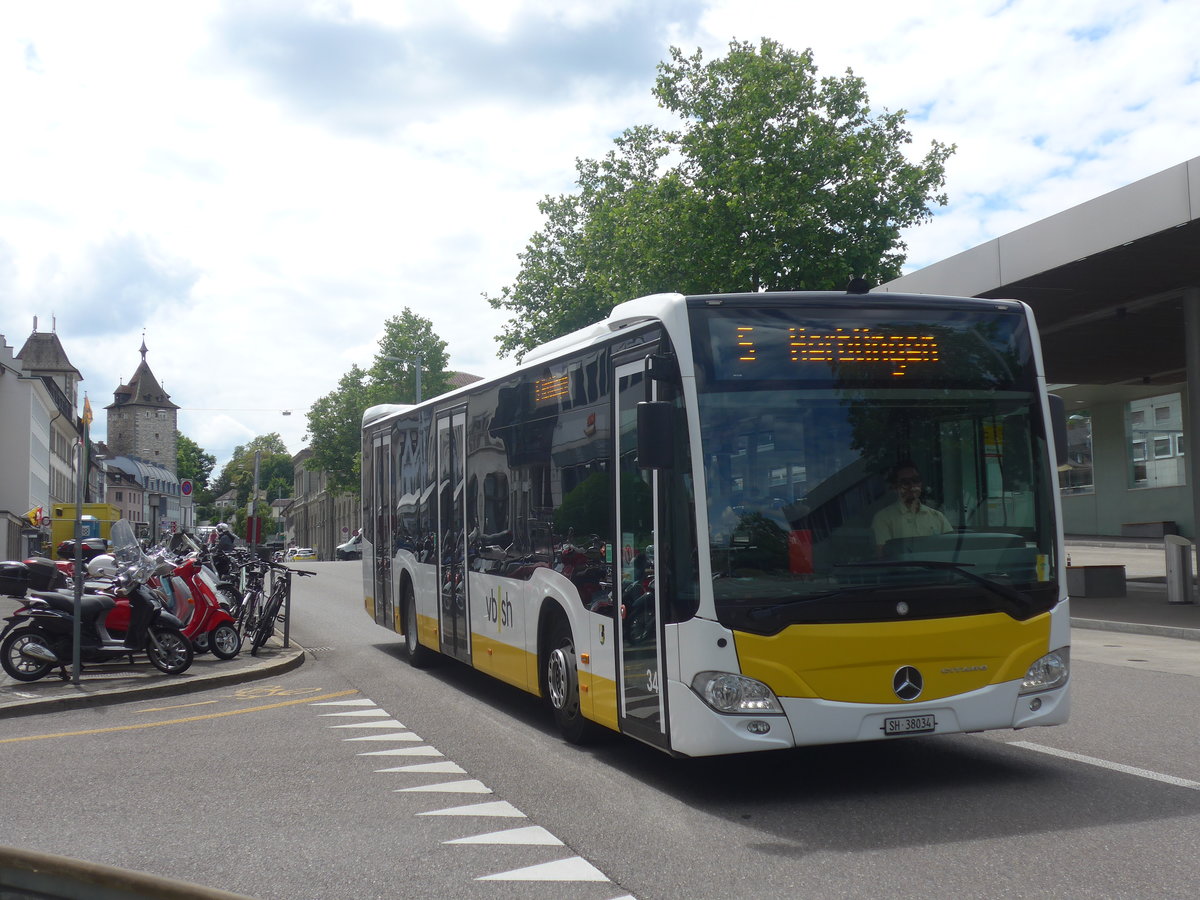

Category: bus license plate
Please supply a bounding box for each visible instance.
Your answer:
[883,714,936,736]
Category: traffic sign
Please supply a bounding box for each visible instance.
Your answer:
[180,479,193,497]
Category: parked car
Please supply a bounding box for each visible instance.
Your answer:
[56,537,109,561]
[336,534,362,560]
[287,547,318,562]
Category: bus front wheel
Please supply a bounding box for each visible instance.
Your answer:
[544,615,595,744]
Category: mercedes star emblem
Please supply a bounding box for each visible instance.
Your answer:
[893,665,924,701]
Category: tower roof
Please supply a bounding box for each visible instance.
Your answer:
[15,330,82,379]
[106,339,179,410]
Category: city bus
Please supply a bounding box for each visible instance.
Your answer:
[360,290,1070,757]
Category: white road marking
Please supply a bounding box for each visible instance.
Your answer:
[478,856,610,882]
[318,709,391,717]
[357,745,443,757]
[342,731,423,742]
[445,826,563,846]
[376,762,466,774]
[396,780,492,794]
[327,719,407,728]
[419,800,526,817]
[310,698,378,706]
[1011,741,1200,789]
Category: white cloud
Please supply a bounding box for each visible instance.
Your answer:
[2,0,1196,475]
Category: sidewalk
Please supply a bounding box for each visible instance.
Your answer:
[0,629,304,719]
[1065,537,1200,641]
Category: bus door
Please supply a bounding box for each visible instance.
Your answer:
[372,432,394,628]
[613,359,668,749]
[436,408,471,663]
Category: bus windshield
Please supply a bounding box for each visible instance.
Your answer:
[690,302,1060,632]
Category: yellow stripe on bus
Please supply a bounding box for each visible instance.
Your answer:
[735,612,1051,704]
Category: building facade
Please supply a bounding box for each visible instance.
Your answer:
[286,447,357,559]
[0,327,89,557]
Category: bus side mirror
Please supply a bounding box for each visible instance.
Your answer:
[637,401,675,469]
[1048,394,1068,467]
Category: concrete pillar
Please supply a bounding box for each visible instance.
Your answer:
[1183,288,1200,573]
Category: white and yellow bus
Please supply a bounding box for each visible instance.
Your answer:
[360,290,1070,757]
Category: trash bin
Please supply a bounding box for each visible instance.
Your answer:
[1164,534,1195,605]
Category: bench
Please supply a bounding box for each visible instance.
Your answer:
[1066,564,1127,597]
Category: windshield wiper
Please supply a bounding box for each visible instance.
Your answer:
[844,559,1033,616]
[740,585,893,621]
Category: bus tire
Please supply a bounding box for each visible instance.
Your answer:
[403,581,436,669]
[544,613,595,745]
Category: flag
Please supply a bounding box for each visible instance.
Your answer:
[82,394,93,427]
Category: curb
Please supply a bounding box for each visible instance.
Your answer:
[1071,617,1200,642]
[0,644,305,720]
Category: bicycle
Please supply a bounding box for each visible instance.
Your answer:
[250,562,315,655]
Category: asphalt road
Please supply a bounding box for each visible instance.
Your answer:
[3,562,1200,899]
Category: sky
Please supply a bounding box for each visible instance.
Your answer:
[2,0,1198,477]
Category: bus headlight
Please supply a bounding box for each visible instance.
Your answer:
[1019,648,1070,694]
[691,671,783,715]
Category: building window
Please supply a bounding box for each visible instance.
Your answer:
[1127,392,1184,489]
[1059,411,1094,495]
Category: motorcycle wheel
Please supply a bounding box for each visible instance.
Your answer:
[146,628,194,675]
[210,622,242,660]
[1,628,56,682]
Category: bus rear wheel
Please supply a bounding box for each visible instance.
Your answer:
[544,614,595,744]
[403,582,436,669]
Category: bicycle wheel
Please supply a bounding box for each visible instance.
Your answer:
[250,594,284,655]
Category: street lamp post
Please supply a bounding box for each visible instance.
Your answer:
[381,354,423,404]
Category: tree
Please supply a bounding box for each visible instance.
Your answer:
[176,434,216,490]
[487,38,954,358]
[369,308,453,405]
[304,308,454,497]
[304,366,381,496]
[210,433,294,512]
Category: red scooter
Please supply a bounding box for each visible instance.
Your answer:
[105,551,242,659]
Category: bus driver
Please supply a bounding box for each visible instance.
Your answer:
[872,461,952,553]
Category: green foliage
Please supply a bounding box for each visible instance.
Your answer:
[176,434,216,490]
[304,308,457,498]
[210,433,294,512]
[487,38,954,358]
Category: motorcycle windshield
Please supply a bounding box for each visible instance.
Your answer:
[109,519,155,582]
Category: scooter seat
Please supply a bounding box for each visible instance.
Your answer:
[28,590,116,619]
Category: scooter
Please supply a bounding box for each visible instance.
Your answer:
[0,520,193,682]
[167,553,243,658]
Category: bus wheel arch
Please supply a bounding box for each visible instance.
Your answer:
[538,601,595,744]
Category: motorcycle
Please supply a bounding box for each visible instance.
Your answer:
[168,553,243,658]
[0,519,194,682]
[0,556,70,598]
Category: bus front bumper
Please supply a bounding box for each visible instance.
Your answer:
[666,677,1069,757]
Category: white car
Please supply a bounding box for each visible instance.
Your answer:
[287,547,318,562]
